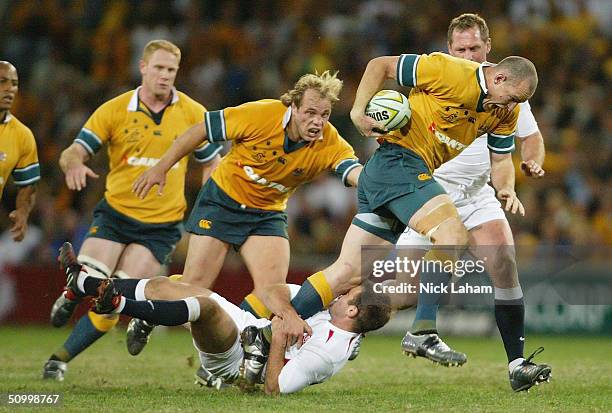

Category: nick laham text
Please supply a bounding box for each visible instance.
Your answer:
[373,282,492,295]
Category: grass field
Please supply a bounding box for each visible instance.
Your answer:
[1,326,610,412]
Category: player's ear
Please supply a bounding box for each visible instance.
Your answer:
[494,72,506,85]
[347,304,359,319]
[139,59,146,76]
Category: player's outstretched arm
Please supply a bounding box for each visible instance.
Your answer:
[520,130,545,178]
[59,143,98,191]
[9,184,36,242]
[258,284,312,348]
[350,56,399,137]
[264,317,286,396]
[490,152,525,216]
[133,122,207,198]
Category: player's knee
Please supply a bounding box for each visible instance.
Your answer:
[431,218,469,246]
[144,276,172,298]
[490,247,518,287]
[332,260,359,282]
[326,260,361,293]
[195,296,219,322]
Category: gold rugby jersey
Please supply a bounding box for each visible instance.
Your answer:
[75,87,221,223]
[0,113,40,199]
[386,52,519,171]
[204,99,359,211]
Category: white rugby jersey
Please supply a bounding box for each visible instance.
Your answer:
[433,101,539,188]
[278,311,360,394]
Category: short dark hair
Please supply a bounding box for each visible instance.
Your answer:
[447,13,490,45]
[349,281,392,333]
[497,56,539,98]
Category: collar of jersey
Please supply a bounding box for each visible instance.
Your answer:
[127,86,179,112]
[328,320,360,338]
[282,106,311,153]
[1,112,12,124]
[476,62,493,112]
[283,131,309,153]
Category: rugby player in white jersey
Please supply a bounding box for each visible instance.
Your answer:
[56,242,391,395]
[395,14,549,391]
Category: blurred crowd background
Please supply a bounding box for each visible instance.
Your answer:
[0,0,610,268]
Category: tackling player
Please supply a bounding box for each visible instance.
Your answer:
[0,61,40,242]
[263,50,550,391]
[396,14,550,392]
[130,71,362,353]
[42,40,221,381]
[56,242,391,394]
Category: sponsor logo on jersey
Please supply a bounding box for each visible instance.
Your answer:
[441,108,460,123]
[428,122,467,151]
[417,173,431,181]
[125,156,180,169]
[253,152,266,162]
[0,152,6,161]
[198,219,212,229]
[277,157,287,165]
[292,168,304,177]
[243,165,289,193]
[0,177,4,185]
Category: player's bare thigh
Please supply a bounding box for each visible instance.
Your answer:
[240,235,289,295]
[408,194,468,246]
[144,277,213,302]
[115,243,162,279]
[182,234,231,288]
[191,296,239,354]
[324,224,391,296]
[78,237,126,276]
[469,219,518,288]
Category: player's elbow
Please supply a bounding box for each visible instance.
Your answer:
[368,56,398,80]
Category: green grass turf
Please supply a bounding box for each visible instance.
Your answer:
[0,326,610,412]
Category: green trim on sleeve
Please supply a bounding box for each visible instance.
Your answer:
[12,163,41,186]
[397,54,420,87]
[487,133,515,154]
[204,110,227,143]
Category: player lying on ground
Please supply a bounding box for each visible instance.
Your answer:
[56,243,391,394]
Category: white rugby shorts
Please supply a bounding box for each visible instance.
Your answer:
[397,183,506,247]
[194,293,270,382]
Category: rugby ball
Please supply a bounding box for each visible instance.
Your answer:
[365,89,411,131]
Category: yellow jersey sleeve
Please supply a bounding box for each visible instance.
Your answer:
[326,125,360,186]
[12,126,41,186]
[487,106,519,154]
[397,52,471,97]
[75,101,117,154]
[204,100,276,143]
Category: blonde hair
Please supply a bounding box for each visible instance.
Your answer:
[280,71,343,107]
[142,40,181,63]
